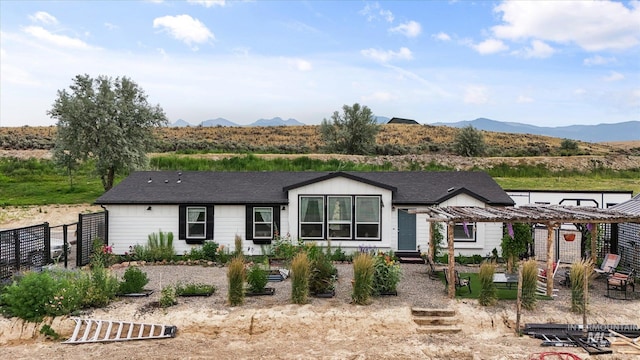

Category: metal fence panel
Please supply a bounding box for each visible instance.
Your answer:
[77,212,106,267]
[0,224,49,280]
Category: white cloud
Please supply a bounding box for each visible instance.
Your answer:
[517,95,534,103]
[583,55,616,66]
[23,26,94,49]
[574,88,587,96]
[28,11,58,25]
[389,21,422,38]
[433,32,451,41]
[492,1,640,51]
[603,71,624,82]
[359,2,394,22]
[153,15,214,46]
[471,38,508,55]
[464,85,489,104]
[187,0,225,8]
[104,22,119,31]
[361,47,413,62]
[287,58,312,71]
[522,40,555,59]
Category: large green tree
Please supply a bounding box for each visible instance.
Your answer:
[320,103,380,155]
[453,125,486,157]
[48,74,167,191]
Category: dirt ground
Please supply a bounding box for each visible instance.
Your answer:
[1,205,639,360]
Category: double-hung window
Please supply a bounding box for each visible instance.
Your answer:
[300,196,324,239]
[454,222,476,242]
[253,207,273,239]
[355,196,380,239]
[328,196,352,239]
[187,207,206,239]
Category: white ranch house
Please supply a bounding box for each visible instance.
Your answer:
[95,171,515,257]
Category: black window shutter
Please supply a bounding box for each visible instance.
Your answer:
[273,206,281,238]
[206,206,214,240]
[178,205,186,240]
[245,206,254,240]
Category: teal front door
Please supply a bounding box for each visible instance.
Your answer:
[397,209,416,251]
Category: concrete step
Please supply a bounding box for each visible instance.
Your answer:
[411,308,456,317]
[416,326,462,334]
[413,317,457,326]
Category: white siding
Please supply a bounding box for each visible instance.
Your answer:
[214,205,246,253]
[105,205,183,255]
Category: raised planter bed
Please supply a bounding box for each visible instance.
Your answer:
[117,289,154,297]
[312,289,336,298]
[245,287,276,296]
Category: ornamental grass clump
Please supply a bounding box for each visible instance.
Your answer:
[478,261,497,306]
[352,252,374,305]
[227,256,245,306]
[521,259,539,310]
[290,252,310,304]
[570,259,593,313]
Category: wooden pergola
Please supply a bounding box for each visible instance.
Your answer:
[412,205,640,298]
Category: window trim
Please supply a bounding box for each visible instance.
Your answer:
[299,196,325,240]
[186,206,207,239]
[453,222,476,242]
[253,207,273,239]
[179,205,214,245]
[354,195,381,240]
[327,196,352,239]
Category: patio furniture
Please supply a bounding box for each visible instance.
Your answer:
[493,273,518,289]
[594,253,620,277]
[606,268,636,300]
[444,270,472,294]
[537,261,560,297]
[426,255,443,280]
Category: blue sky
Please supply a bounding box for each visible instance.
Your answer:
[1,0,639,127]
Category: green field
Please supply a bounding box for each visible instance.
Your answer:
[0,155,637,206]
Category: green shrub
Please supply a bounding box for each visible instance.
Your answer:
[478,262,497,306]
[352,252,374,305]
[89,238,116,268]
[331,245,348,262]
[246,263,268,294]
[80,266,119,308]
[291,252,310,304]
[174,283,216,296]
[372,252,401,295]
[227,257,245,306]
[146,230,176,262]
[159,285,177,308]
[40,324,60,340]
[521,259,538,310]
[309,251,337,295]
[118,267,149,294]
[0,271,57,321]
[202,241,219,261]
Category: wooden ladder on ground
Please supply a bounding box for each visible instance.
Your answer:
[412,308,461,334]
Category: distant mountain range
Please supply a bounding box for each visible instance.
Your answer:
[170,116,638,143]
[432,118,639,143]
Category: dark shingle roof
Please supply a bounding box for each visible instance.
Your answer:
[95,171,514,206]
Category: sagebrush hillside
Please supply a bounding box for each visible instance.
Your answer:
[0,124,635,156]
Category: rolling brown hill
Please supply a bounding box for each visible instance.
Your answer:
[0,124,634,157]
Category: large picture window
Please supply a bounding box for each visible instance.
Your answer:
[253,207,273,239]
[187,207,206,238]
[355,196,380,239]
[454,222,476,242]
[300,196,324,239]
[328,196,352,239]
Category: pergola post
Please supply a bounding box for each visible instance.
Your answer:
[447,221,455,299]
[429,223,436,261]
[546,223,556,297]
[590,223,598,264]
